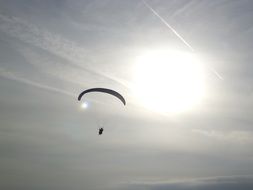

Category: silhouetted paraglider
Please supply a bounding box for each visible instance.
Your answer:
[78,88,126,135]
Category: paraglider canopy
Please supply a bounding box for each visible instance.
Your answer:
[78,88,126,106]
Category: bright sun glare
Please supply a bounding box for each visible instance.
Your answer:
[81,102,89,109]
[133,49,206,114]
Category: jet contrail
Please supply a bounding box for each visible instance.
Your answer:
[142,0,194,52]
[209,67,223,80]
[142,0,223,80]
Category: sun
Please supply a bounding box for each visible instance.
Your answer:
[132,49,206,113]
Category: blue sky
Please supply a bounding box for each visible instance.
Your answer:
[1,0,253,189]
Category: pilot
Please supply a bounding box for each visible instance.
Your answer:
[98,128,104,135]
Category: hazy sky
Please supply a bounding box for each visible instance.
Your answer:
[1,0,253,190]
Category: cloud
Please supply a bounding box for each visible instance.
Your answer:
[123,175,253,190]
[192,128,253,144]
[0,13,130,88]
[0,14,89,65]
[0,67,74,97]
[18,48,103,85]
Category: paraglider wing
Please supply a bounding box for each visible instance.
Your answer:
[78,88,126,105]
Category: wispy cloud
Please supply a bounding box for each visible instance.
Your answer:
[0,67,75,97]
[123,175,253,190]
[0,14,89,66]
[192,128,253,144]
[0,14,129,88]
[18,48,103,86]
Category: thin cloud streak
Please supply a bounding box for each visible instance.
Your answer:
[0,14,129,88]
[0,67,75,97]
[192,128,253,144]
[123,175,253,190]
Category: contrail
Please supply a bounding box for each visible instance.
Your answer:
[142,0,194,52]
[209,67,223,80]
[142,0,223,80]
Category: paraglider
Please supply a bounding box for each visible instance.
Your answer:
[78,88,126,135]
[78,88,126,106]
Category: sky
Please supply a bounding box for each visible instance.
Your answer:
[1,0,253,189]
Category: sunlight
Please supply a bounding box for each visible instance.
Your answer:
[132,49,206,113]
[81,102,89,109]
